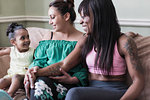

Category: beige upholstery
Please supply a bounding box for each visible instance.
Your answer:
[0,55,10,78]
[27,27,50,49]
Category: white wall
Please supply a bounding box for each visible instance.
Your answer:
[113,0,150,19]
[75,0,150,36]
[0,0,150,46]
[113,0,150,36]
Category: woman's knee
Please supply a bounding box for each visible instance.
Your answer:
[67,88,80,95]
[66,87,82,100]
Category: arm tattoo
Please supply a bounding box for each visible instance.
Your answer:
[124,38,143,73]
[47,65,61,76]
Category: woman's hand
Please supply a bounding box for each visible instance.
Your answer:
[24,80,30,99]
[28,66,39,88]
[49,68,79,84]
[24,66,39,98]
[24,66,39,86]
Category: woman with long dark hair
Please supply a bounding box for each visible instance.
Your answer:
[65,0,144,99]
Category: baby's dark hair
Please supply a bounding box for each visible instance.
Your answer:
[6,22,26,40]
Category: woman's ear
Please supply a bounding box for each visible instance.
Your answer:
[64,12,70,22]
[10,39,16,46]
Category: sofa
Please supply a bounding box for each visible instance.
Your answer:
[0,27,150,100]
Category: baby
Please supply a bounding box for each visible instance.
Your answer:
[0,22,34,97]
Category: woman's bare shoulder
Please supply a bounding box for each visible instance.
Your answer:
[118,34,136,56]
[118,34,135,46]
[76,33,88,48]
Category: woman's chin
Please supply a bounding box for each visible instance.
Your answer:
[53,28,57,32]
[83,28,88,33]
[83,29,90,35]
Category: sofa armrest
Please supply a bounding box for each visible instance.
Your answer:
[0,55,10,78]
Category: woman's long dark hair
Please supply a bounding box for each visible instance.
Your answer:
[79,0,121,75]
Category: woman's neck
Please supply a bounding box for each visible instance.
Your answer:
[55,25,77,40]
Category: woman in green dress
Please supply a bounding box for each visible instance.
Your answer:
[24,0,88,100]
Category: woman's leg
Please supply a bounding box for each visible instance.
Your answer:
[65,81,128,100]
[66,87,126,100]
[30,76,75,100]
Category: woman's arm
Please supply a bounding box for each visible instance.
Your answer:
[50,67,88,86]
[0,47,10,56]
[36,34,88,77]
[35,44,82,76]
[24,34,87,94]
[119,35,144,100]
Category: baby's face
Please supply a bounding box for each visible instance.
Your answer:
[13,29,30,52]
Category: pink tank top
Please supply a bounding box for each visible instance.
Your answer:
[86,42,127,75]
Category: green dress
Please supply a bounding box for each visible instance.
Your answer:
[29,40,88,100]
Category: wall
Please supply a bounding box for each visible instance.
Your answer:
[75,0,150,36]
[0,0,26,46]
[25,0,49,16]
[0,0,51,46]
[0,0,25,16]
[24,0,51,31]
[113,0,150,36]
[0,0,150,46]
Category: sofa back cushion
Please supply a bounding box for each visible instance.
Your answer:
[0,55,10,78]
[27,27,50,49]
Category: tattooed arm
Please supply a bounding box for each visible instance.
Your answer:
[35,34,88,77]
[36,63,62,76]
[118,35,144,100]
[36,46,82,77]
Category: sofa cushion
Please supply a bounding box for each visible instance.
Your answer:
[133,35,150,100]
[0,55,10,78]
[27,27,50,49]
